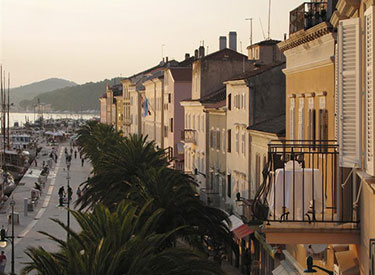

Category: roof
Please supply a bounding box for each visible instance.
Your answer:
[99,93,107,99]
[169,68,192,82]
[247,115,285,136]
[110,84,123,97]
[199,86,226,104]
[247,39,281,49]
[196,48,247,62]
[227,62,285,82]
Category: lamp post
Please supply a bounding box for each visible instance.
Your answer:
[66,162,71,240]
[304,256,333,275]
[0,198,15,275]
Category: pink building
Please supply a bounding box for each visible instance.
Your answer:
[163,67,192,171]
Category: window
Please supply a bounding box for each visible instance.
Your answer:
[192,115,195,130]
[241,132,245,155]
[130,96,133,105]
[228,94,232,110]
[222,130,226,152]
[227,129,231,152]
[290,98,295,139]
[168,93,171,103]
[236,130,239,153]
[298,98,305,140]
[308,98,316,144]
[255,154,261,192]
[170,118,174,133]
[201,115,204,131]
[227,174,231,198]
[212,130,217,149]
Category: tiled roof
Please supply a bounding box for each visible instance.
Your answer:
[197,48,247,62]
[227,62,285,82]
[247,114,285,136]
[170,68,192,82]
[200,86,226,104]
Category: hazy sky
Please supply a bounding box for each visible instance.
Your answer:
[1,0,302,88]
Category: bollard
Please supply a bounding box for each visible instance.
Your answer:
[24,198,28,216]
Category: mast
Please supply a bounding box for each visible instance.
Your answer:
[2,71,5,153]
[0,66,2,169]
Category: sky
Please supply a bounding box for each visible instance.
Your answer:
[1,0,302,88]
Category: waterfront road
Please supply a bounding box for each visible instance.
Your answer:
[0,141,91,274]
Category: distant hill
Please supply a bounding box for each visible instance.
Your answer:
[19,78,123,112]
[11,78,77,108]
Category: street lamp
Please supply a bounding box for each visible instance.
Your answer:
[66,163,71,240]
[0,198,15,275]
[304,256,333,275]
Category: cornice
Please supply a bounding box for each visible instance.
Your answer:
[278,22,334,52]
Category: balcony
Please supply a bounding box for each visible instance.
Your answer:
[289,2,328,35]
[254,140,360,244]
[181,129,196,144]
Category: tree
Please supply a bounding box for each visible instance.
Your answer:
[22,201,224,275]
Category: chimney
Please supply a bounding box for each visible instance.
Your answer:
[194,49,199,59]
[229,31,237,51]
[185,53,190,60]
[284,33,287,40]
[219,36,227,50]
[199,46,205,58]
[166,56,169,63]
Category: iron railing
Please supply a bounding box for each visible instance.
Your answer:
[181,129,196,144]
[255,140,359,225]
[289,2,328,35]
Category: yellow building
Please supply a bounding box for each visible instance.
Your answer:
[257,1,361,274]
[115,96,124,133]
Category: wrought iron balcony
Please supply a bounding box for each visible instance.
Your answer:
[289,2,328,35]
[252,140,359,226]
[181,129,196,144]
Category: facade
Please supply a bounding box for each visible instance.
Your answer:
[142,71,164,148]
[182,47,252,191]
[163,67,192,170]
[247,39,285,65]
[225,63,286,215]
[115,95,124,132]
[99,96,106,124]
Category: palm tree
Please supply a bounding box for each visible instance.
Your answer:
[22,201,224,275]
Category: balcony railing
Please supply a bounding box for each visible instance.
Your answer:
[253,140,359,225]
[181,129,196,144]
[289,2,328,35]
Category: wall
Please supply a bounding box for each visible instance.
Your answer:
[99,98,106,124]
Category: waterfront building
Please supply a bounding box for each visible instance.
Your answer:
[163,67,192,170]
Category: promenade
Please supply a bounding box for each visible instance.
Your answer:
[0,141,91,274]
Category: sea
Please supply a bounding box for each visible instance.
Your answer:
[8,112,99,127]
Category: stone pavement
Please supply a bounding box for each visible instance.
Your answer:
[0,141,91,274]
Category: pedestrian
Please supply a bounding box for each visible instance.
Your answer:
[0,251,6,274]
[81,157,84,167]
[70,147,73,155]
[42,160,45,168]
[67,186,73,201]
[76,186,82,199]
[34,158,38,167]
[65,148,68,155]
[58,186,65,206]
[74,150,77,159]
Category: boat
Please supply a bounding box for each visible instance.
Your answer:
[10,133,38,159]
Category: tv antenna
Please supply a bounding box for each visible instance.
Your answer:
[267,0,271,39]
[245,18,253,46]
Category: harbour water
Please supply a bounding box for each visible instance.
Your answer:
[9,112,98,127]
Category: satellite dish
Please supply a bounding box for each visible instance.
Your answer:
[304,244,327,254]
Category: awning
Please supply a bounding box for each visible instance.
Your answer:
[335,250,360,274]
[272,260,299,275]
[228,215,243,231]
[233,224,253,239]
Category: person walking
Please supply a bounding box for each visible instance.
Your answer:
[58,186,65,206]
[74,150,77,159]
[81,157,84,167]
[34,158,38,167]
[76,186,82,199]
[0,251,7,275]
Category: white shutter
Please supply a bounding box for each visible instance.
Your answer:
[335,44,339,141]
[290,98,295,140]
[338,18,362,168]
[298,98,305,140]
[366,6,375,176]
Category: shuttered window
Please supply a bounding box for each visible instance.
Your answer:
[338,18,362,168]
[290,98,295,139]
[228,94,232,110]
[366,6,375,175]
[228,129,231,152]
[298,98,305,140]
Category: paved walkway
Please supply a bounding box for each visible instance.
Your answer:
[0,141,91,274]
